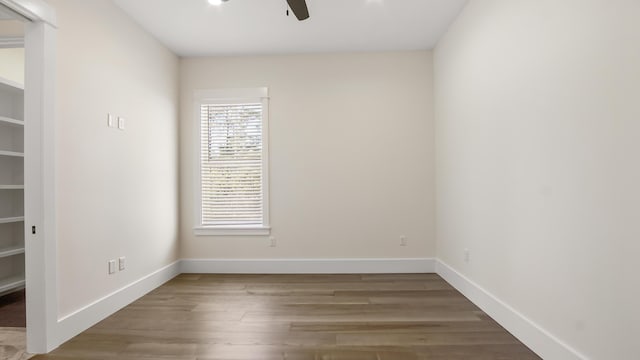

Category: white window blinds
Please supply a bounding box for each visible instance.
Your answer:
[200,102,264,226]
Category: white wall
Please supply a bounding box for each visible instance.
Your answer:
[435,1,640,359]
[180,52,435,260]
[0,20,23,37]
[0,48,24,85]
[46,0,180,318]
[0,19,24,85]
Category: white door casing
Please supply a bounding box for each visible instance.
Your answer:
[0,0,57,354]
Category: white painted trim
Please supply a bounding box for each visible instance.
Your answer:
[0,257,465,350]
[435,260,588,360]
[0,74,24,90]
[181,258,436,274]
[3,0,58,353]
[29,256,590,359]
[0,0,57,26]
[56,261,181,347]
[24,19,57,354]
[194,226,271,236]
[261,96,270,228]
[46,258,433,352]
[193,88,271,234]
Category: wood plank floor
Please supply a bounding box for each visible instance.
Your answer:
[0,327,33,360]
[0,290,26,328]
[33,274,540,360]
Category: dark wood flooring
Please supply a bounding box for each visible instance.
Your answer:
[0,289,26,328]
[33,274,540,359]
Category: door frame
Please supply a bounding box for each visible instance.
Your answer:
[0,0,57,354]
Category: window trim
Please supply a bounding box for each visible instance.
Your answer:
[193,88,270,236]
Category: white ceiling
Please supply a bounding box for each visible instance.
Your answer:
[113,0,468,57]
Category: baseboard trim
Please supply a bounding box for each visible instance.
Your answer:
[181,258,436,274]
[435,260,587,360]
[53,258,433,348]
[53,258,587,360]
[55,261,181,346]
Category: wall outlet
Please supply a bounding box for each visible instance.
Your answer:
[108,260,116,274]
[269,236,277,247]
[118,257,126,271]
[400,236,408,246]
[464,248,470,263]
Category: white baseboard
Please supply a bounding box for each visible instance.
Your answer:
[53,258,587,360]
[181,258,436,274]
[435,260,587,360]
[52,258,432,349]
[55,261,181,346]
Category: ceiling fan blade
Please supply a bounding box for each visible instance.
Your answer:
[286,0,310,21]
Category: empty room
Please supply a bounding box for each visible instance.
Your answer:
[0,0,637,359]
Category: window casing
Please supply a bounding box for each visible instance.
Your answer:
[194,88,270,236]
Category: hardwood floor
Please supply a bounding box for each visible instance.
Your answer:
[0,290,26,328]
[33,274,540,359]
[0,327,33,360]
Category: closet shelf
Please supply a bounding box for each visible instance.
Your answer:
[0,185,24,190]
[0,150,24,157]
[0,246,24,259]
[0,276,25,294]
[0,116,24,127]
[0,76,24,93]
[0,72,25,298]
[0,217,24,224]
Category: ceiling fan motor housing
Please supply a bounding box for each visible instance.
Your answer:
[286,0,310,21]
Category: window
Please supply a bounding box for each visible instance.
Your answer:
[194,88,270,236]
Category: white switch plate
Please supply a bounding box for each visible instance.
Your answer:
[118,117,125,130]
[400,236,408,246]
[107,114,115,127]
[108,260,116,274]
[118,257,126,271]
[269,236,277,247]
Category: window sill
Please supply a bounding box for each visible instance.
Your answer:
[193,226,271,236]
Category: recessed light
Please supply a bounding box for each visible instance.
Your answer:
[208,0,224,6]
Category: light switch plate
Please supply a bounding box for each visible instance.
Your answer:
[107,114,115,127]
[108,260,116,274]
[118,257,126,271]
[118,117,125,130]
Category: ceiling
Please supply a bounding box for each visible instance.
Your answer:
[113,0,468,57]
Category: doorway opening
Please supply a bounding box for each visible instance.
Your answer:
[0,6,27,359]
[0,0,57,355]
